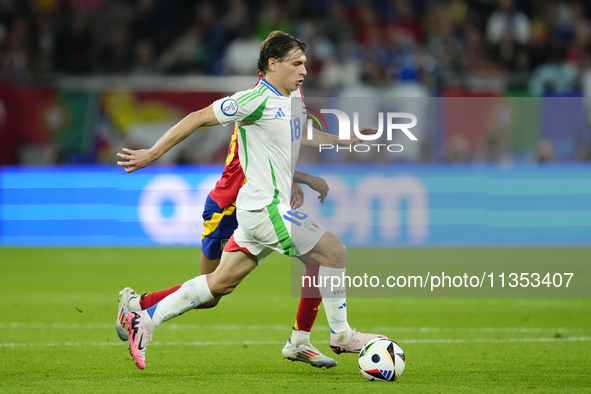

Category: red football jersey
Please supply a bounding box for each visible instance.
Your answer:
[208,123,245,209]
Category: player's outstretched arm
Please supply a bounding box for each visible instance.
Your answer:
[117,105,220,173]
[301,126,378,147]
[293,170,329,204]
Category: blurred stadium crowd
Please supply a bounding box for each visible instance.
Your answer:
[2,0,591,165]
[2,0,591,93]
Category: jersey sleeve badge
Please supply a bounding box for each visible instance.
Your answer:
[221,99,239,116]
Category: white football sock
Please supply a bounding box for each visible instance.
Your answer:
[290,329,311,345]
[318,266,351,339]
[145,275,213,330]
[129,294,141,312]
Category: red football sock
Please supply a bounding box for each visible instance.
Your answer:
[295,263,322,332]
[140,285,182,310]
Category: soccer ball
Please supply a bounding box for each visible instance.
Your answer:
[358,338,405,382]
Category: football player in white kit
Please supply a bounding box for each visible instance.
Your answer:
[117,31,385,370]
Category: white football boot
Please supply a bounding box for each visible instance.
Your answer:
[282,338,338,368]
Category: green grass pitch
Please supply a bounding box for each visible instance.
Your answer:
[0,247,590,393]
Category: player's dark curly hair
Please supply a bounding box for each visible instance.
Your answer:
[257,31,306,73]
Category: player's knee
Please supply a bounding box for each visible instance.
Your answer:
[331,240,347,267]
[317,231,346,268]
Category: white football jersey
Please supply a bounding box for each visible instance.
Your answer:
[213,79,305,210]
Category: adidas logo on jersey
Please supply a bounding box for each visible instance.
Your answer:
[274,108,286,118]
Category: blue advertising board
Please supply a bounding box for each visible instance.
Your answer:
[1,165,590,246]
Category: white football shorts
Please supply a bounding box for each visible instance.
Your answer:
[224,202,327,264]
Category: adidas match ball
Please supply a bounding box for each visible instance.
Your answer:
[358,338,405,382]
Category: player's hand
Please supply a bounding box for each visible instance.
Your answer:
[306,175,329,204]
[291,183,304,209]
[116,148,154,173]
[349,126,379,145]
